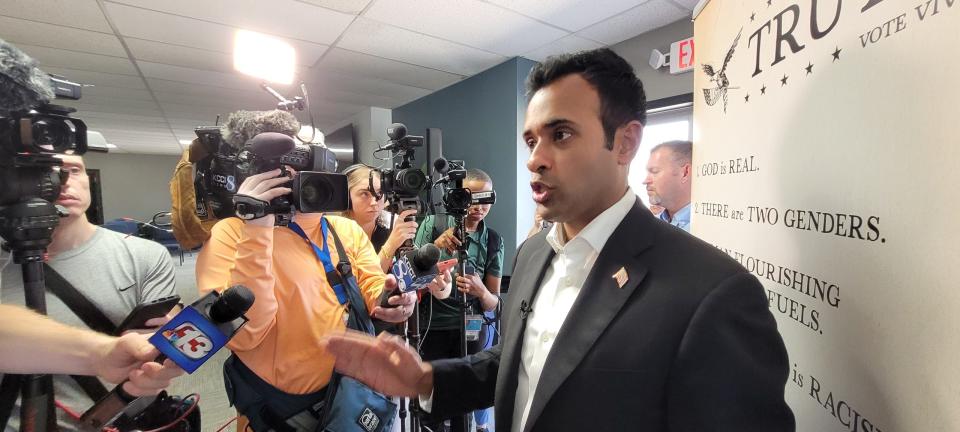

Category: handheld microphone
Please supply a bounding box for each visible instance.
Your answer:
[380,244,455,307]
[79,285,255,431]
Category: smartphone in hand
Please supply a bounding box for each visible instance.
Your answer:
[113,295,181,335]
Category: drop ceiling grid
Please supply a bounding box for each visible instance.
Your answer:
[0,0,695,154]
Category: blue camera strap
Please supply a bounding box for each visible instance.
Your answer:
[288,218,349,306]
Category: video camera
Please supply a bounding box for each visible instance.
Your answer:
[432,157,496,216]
[372,123,428,217]
[192,118,348,224]
[0,74,87,260]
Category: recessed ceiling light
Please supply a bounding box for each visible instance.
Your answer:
[179,139,192,145]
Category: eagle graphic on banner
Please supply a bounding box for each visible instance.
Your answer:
[701,29,741,113]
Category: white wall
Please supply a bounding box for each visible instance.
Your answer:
[611,18,694,101]
[83,152,180,223]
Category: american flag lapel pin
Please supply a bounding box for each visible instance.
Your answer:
[612,267,628,288]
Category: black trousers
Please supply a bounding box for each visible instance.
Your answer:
[418,326,491,432]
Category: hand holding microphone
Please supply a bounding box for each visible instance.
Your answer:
[379,244,456,308]
[383,209,419,257]
[80,285,255,431]
[93,333,184,397]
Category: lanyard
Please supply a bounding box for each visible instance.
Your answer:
[288,218,348,305]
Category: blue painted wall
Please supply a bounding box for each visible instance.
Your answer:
[393,57,537,274]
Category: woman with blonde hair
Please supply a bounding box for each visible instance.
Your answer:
[341,164,438,276]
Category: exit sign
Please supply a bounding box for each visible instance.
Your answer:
[670,37,695,74]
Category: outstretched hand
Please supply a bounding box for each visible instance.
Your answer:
[321,331,433,398]
[95,333,185,396]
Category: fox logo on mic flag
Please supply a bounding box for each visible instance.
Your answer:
[162,323,214,360]
[149,305,229,373]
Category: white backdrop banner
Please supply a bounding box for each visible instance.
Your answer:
[692,0,959,431]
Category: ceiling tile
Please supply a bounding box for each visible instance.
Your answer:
[15,44,139,75]
[138,61,275,91]
[0,0,113,32]
[79,85,155,102]
[304,70,432,105]
[105,0,353,45]
[308,88,406,110]
[157,102,236,120]
[57,99,163,117]
[104,3,329,65]
[0,16,126,57]
[484,0,645,32]
[125,38,234,73]
[523,34,603,61]
[153,90,274,111]
[669,0,700,10]
[337,18,506,76]
[297,0,372,15]
[576,0,686,45]
[66,95,161,110]
[147,79,277,106]
[364,0,568,56]
[41,67,147,90]
[316,48,463,90]
[80,112,169,125]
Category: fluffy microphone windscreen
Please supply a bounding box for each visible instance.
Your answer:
[222,110,300,150]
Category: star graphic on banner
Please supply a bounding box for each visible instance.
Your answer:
[750,12,756,21]
[760,85,767,95]
[745,94,750,102]
[805,62,814,74]
[832,46,842,61]
[781,74,789,86]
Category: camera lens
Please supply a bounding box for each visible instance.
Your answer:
[31,118,74,153]
[301,176,333,205]
[446,188,472,210]
[396,168,427,193]
[294,172,349,213]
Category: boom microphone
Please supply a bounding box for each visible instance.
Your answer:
[0,37,55,112]
[433,157,450,175]
[79,285,255,431]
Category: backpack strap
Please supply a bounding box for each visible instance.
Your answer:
[483,227,501,279]
[42,264,113,401]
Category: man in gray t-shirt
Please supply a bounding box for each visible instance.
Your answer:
[0,154,176,431]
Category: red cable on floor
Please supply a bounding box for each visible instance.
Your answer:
[215,415,241,432]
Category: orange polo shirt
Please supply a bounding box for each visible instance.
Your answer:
[197,213,385,394]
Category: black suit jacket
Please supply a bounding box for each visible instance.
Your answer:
[430,199,795,432]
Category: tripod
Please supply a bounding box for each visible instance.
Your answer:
[0,197,64,432]
[391,211,473,432]
[384,208,423,432]
[450,213,473,432]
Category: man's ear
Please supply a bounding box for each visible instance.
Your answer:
[680,163,692,183]
[615,121,643,165]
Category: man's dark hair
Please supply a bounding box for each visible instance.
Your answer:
[526,48,647,150]
[651,140,693,165]
[466,168,492,184]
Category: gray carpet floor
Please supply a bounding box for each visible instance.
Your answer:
[167,252,491,431]
[166,253,238,431]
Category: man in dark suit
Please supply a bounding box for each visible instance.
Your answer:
[323,48,795,432]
